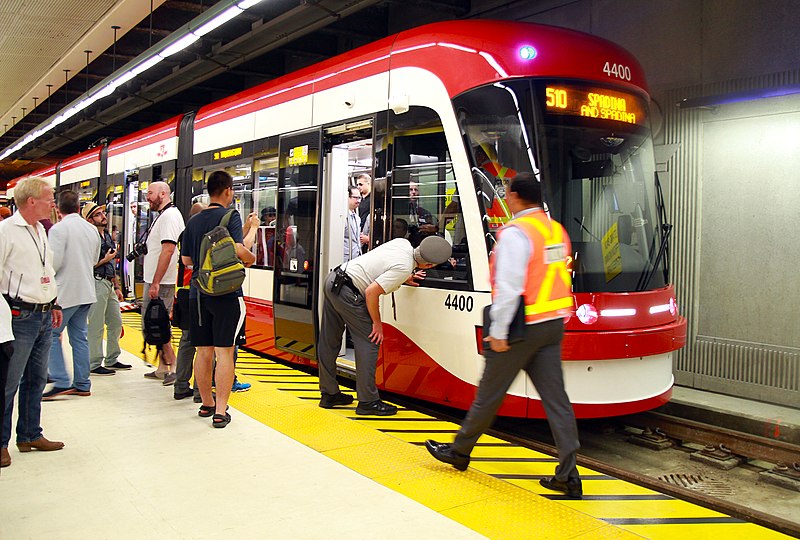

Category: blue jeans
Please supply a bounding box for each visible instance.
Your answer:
[2,310,52,448]
[49,304,92,392]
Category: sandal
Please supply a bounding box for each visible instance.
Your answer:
[212,412,231,428]
[198,404,215,418]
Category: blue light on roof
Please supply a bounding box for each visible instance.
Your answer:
[519,45,537,60]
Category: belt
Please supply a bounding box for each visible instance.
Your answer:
[3,295,56,313]
[94,275,114,281]
[333,266,362,299]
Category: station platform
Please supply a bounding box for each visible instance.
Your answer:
[0,316,792,539]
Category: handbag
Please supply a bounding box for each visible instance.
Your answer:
[482,296,526,354]
[172,245,191,330]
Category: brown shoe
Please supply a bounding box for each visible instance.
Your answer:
[16,437,65,453]
[1,447,10,467]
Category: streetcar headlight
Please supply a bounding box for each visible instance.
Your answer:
[669,297,677,316]
[576,303,598,325]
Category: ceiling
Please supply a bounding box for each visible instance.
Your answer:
[0,0,473,187]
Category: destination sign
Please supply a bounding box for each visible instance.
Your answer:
[544,85,646,126]
[213,146,244,161]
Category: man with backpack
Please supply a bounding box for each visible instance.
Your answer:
[180,171,255,428]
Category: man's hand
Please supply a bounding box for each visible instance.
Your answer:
[404,270,426,286]
[115,288,124,302]
[100,248,117,264]
[148,283,160,299]
[369,321,384,344]
[484,336,510,353]
[51,310,62,329]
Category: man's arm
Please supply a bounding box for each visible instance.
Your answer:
[148,241,176,299]
[181,255,193,268]
[364,281,386,344]
[235,243,256,267]
[49,225,66,272]
[486,226,530,352]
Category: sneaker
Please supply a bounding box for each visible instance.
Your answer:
[70,387,92,397]
[355,399,397,416]
[173,388,195,400]
[42,387,76,401]
[319,392,354,409]
[90,366,116,376]
[144,371,166,380]
[106,362,132,370]
[232,380,251,393]
[162,373,177,386]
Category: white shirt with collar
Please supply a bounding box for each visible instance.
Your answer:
[49,212,101,309]
[0,211,57,305]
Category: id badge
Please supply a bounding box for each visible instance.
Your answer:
[41,275,51,294]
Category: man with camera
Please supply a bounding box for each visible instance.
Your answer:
[83,202,129,375]
[140,181,184,384]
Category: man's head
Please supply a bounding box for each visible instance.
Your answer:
[189,202,207,218]
[207,170,234,206]
[348,186,361,212]
[409,180,420,202]
[262,206,276,224]
[392,218,408,239]
[82,202,107,228]
[507,172,542,213]
[146,181,172,211]
[0,206,11,220]
[356,173,371,196]
[15,177,55,221]
[57,190,80,216]
[413,235,452,269]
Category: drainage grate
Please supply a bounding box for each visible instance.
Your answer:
[658,473,735,496]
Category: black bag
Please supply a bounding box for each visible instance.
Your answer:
[143,297,172,358]
[482,296,526,355]
[172,288,191,330]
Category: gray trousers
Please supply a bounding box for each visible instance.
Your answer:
[317,271,380,402]
[175,329,195,393]
[452,318,581,481]
[88,279,122,370]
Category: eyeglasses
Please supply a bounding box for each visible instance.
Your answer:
[350,195,362,200]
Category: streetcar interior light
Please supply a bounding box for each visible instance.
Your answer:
[519,45,537,60]
[576,304,598,325]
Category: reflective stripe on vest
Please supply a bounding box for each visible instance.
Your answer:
[492,210,573,323]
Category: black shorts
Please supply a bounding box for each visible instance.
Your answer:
[190,295,246,348]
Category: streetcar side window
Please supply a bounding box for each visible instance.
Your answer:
[252,147,279,269]
[389,107,470,287]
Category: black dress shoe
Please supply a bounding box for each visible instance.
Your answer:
[539,477,583,499]
[319,392,354,409]
[174,388,195,400]
[425,439,469,471]
[355,400,397,416]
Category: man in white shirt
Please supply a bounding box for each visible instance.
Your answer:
[317,236,451,416]
[44,191,101,400]
[0,177,65,469]
[141,181,185,384]
[344,186,362,263]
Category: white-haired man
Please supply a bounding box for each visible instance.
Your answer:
[0,177,64,468]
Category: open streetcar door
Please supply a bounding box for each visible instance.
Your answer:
[272,129,324,359]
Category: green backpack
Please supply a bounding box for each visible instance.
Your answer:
[196,209,246,296]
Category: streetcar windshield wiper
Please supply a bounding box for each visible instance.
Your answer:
[636,173,671,291]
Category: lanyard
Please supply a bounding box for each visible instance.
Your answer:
[25,225,46,268]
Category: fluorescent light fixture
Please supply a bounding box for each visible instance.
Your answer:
[238,0,264,9]
[130,55,163,77]
[193,5,242,36]
[159,33,201,58]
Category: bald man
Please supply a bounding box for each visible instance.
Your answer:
[142,181,185,383]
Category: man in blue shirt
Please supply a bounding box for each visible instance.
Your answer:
[180,171,255,428]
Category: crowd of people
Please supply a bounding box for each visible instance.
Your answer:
[1,171,582,499]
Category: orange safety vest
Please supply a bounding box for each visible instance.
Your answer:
[491,209,574,324]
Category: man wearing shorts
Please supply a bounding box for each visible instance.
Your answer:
[180,171,255,428]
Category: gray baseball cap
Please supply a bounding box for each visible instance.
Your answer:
[415,236,452,265]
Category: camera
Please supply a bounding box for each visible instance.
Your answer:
[126,241,148,262]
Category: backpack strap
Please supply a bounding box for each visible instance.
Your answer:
[220,209,236,229]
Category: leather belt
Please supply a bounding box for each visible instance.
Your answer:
[3,295,56,313]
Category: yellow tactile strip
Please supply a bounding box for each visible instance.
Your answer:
[120,317,790,539]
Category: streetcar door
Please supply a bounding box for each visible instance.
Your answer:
[272,129,323,359]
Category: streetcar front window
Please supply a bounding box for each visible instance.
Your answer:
[455,80,667,293]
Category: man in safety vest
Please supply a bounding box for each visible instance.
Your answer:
[425,172,583,499]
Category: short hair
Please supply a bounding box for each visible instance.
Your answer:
[14,177,50,206]
[509,172,543,205]
[356,173,371,184]
[348,185,360,198]
[58,190,80,215]
[207,170,233,197]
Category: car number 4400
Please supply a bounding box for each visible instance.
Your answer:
[603,61,631,81]
[444,294,474,312]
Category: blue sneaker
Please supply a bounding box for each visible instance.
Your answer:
[232,380,251,393]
